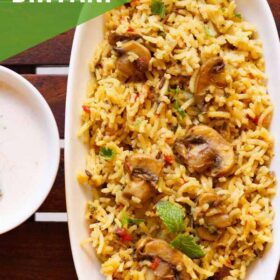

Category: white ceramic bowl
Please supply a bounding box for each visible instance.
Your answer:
[0,66,60,234]
[65,1,280,279]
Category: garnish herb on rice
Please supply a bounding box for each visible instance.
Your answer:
[151,0,166,18]
[121,212,145,227]
[235,13,242,19]
[170,86,186,119]
[169,86,180,95]
[171,234,205,259]
[156,201,185,233]
[173,99,186,118]
[100,147,114,160]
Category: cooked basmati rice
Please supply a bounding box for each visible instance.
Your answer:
[77,0,276,279]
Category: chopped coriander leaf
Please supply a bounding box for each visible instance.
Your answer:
[170,86,186,118]
[171,234,205,259]
[100,147,114,160]
[173,99,186,118]
[128,217,145,224]
[156,201,185,233]
[121,213,145,227]
[235,13,242,19]
[120,212,129,226]
[169,86,180,95]
[151,0,166,18]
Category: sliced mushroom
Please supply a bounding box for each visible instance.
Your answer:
[194,57,227,107]
[114,41,151,61]
[145,264,175,280]
[205,214,232,229]
[125,154,163,186]
[173,125,234,177]
[145,269,157,280]
[154,262,175,278]
[211,266,231,279]
[198,192,224,207]
[123,179,152,203]
[184,143,216,173]
[116,55,145,81]
[142,238,184,265]
[114,41,151,81]
[196,227,219,242]
[108,31,141,46]
[137,238,191,280]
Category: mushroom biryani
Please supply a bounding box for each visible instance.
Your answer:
[77,0,276,279]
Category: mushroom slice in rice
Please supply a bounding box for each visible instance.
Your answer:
[137,238,191,280]
[196,226,219,242]
[125,154,163,186]
[210,266,231,279]
[114,41,151,63]
[123,179,152,203]
[108,31,142,45]
[198,192,224,207]
[145,262,176,279]
[194,57,227,108]
[116,55,146,81]
[173,125,234,177]
[205,213,232,229]
[114,41,151,81]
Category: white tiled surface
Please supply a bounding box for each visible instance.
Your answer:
[35,66,67,222]
[36,66,69,75]
[35,212,68,222]
[60,139,65,149]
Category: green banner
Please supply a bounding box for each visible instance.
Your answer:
[0,0,128,61]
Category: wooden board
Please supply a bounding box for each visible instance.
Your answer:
[0,220,77,280]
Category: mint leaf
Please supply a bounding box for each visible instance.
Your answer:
[156,201,185,233]
[171,234,205,259]
[100,147,114,160]
[151,0,166,18]
[121,213,144,227]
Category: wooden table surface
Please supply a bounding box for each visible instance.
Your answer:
[1,2,280,279]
